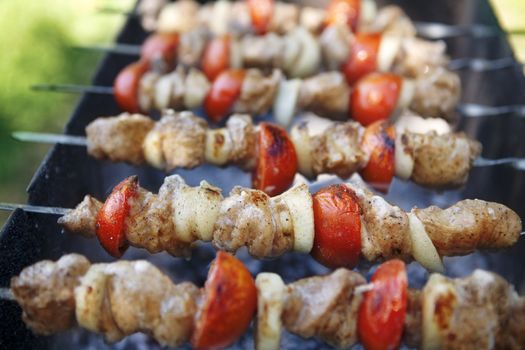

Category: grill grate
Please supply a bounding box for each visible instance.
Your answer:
[1,0,525,349]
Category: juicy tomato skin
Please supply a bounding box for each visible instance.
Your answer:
[311,184,362,268]
[113,60,150,113]
[192,251,257,350]
[350,72,402,126]
[342,33,381,85]
[140,33,179,69]
[202,36,231,81]
[325,0,361,32]
[360,120,396,193]
[95,176,138,258]
[358,259,408,350]
[204,69,246,123]
[252,122,298,196]
[248,0,274,35]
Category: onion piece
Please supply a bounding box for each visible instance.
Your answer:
[255,273,285,350]
[422,274,457,350]
[157,1,199,33]
[210,0,232,35]
[377,34,402,72]
[204,129,233,165]
[285,27,321,78]
[277,183,315,253]
[229,38,243,69]
[273,79,302,127]
[395,78,416,112]
[394,131,414,180]
[408,213,444,272]
[290,124,314,178]
[154,74,173,110]
[395,113,451,135]
[143,129,165,169]
[359,0,378,29]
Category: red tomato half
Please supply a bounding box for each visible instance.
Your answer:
[358,259,408,350]
[140,33,179,69]
[192,251,257,350]
[311,184,362,268]
[204,69,246,123]
[342,33,381,85]
[325,0,361,32]
[350,72,402,126]
[202,36,231,81]
[95,176,138,258]
[252,123,298,196]
[248,0,274,35]
[113,60,150,113]
[360,120,396,193]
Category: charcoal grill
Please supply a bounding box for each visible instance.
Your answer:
[1,0,525,349]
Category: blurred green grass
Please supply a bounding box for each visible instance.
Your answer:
[0,0,132,225]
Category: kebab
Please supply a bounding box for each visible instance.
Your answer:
[84,18,453,83]
[132,0,496,43]
[14,110,495,193]
[1,174,521,272]
[4,252,525,349]
[34,60,461,125]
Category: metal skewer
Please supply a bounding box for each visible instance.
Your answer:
[71,42,523,73]
[28,83,525,119]
[0,288,15,301]
[11,131,525,171]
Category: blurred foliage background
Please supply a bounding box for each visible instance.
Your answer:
[0,0,132,224]
[0,0,523,227]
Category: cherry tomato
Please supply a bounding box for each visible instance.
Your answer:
[358,259,408,350]
[204,69,246,123]
[113,60,150,113]
[248,0,274,35]
[202,36,231,81]
[360,120,396,193]
[95,176,138,258]
[252,122,298,196]
[140,33,179,69]
[350,72,402,126]
[311,184,362,268]
[325,0,361,32]
[192,251,257,350]
[342,33,381,85]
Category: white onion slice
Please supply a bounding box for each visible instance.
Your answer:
[422,274,457,350]
[395,114,451,135]
[273,79,302,127]
[210,0,232,35]
[154,74,173,110]
[408,212,444,272]
[286,27,321,78]
[204,129,233,165]
[255,273,285,350]
[396,78,416,112]
[277,183,315,253]
[394,131,414,180]
[229,38,243,69]
[377,34,402,72]
[143,130,165,169]
[359,0,378,28]
[290,124,314,178]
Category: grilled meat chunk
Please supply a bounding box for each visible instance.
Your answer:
[234,69,281,116]
[86,113,154,165]
[406,131,481,188]
[413,199,522,256]
[282,268,366,348]
[11,254,90,335]
[298,72,350,119]
[57,195,102,238]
